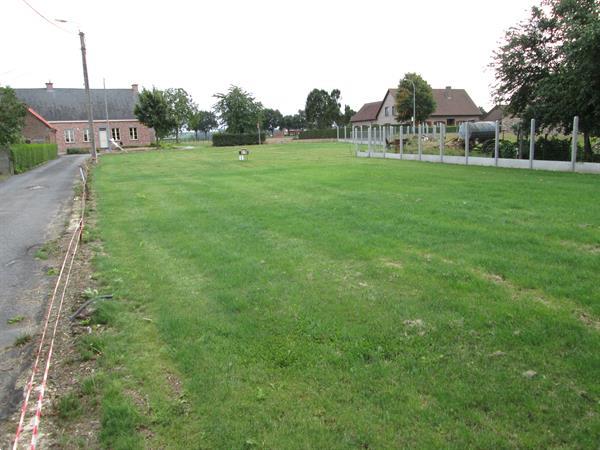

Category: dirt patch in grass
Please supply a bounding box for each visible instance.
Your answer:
[560,240,600,255]
[381,259,403,269]
[477,268,600,331]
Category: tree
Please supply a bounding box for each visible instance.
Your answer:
[281,110,307,131]
[187,108,218,140]
[305,89,342,129]
[340,105,356,126]
[0,86,26,147]
[213,85,263,134]
[261,108,283,133]
[492,0,600,160]
[165,88,193,143]
[134,88,175,145]
[395,73,436,125]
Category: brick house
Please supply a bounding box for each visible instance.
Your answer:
[23,107,57,144]
[351,86,482,127]
[15,83,154,154]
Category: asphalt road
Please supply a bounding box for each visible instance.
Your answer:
[0,154,88,419]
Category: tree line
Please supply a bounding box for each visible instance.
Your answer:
[134,86,357,144]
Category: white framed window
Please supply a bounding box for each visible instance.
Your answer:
[64,129,74,143]
[111,128,121,141]
[384,106,389,117]
[83,128,90,142]
[129,127,138,140]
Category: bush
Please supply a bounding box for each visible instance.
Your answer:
[477,139,517,158]
[9,143,58,173]
[536,137,579,161]
[212,133,264,147]
[521,137,581,161]
[498,140,517,158]
[298,129,338,140]
[66,147,90,155]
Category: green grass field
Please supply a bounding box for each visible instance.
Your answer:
[86,142,599,448]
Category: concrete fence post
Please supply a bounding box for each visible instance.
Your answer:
[494,120,500,167]
[336,126,340,140]
[400,125,404,159]
[418,123,423,160]
[439,123,444,162]
[368,125,372,155]
[465,122,470,165]
[382,126,386,157]
[529,118,535,169]
[571,116,579,171]
[344,126,347,140]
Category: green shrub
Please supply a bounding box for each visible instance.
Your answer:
[498,140,517,158]
[298,129,338,139]
[212,133,264,147]
[9,143,58,173]
[66,147,90,155]
[521,137,581,161]
[477,139,517,158]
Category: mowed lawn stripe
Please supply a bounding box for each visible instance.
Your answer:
[92,142,599,448]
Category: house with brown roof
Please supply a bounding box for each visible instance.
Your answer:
[484,105,521,133]
[351,86,481,127]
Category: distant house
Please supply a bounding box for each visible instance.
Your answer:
[351,86,482,127]
[484,105,520,132]
[15,83,155,154]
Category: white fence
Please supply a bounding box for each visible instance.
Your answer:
[344,117,600,174]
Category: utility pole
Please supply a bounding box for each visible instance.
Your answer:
[79,31,97,162]
[103,78,110,151]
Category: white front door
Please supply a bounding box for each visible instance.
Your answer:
[99,128,108,148]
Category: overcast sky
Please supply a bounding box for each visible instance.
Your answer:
[3,0,538,115]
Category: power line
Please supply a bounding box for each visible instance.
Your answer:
[18,0,72,33]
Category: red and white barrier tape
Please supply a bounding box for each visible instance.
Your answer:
[13,166,87,450]
[30,221,82,449]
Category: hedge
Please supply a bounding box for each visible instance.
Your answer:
[298,129,338,140]
[66,147,90,154]
[212,133,264,147]
[10,143,58,174]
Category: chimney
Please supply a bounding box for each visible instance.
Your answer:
[131,83,139,94]
[46,81,54,90]
[445,86,452,99]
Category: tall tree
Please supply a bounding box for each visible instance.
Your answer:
[492,0,600,160]
[188,108,218,140]
[340,105,356,126]
[213,85,263,134]
[0,86,27,147]
[395,73,436,124]
[281,110,306,130]
[165,88,193,143]
[134,88,175,145]
[305,89,342,129]
[261,108,283,133]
